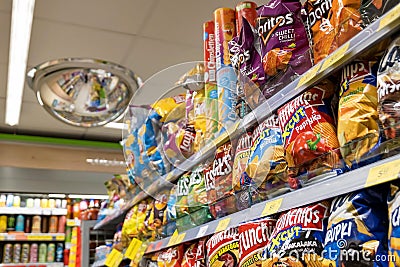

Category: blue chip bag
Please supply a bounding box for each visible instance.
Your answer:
[262,201,331,266]
[388,180,400,267]
[324,185,389,266]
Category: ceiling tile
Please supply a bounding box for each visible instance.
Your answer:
[123,37,201,81]
[18,102,86,136]
[28,18,136,66]
[0,64,6,98]
[0,12,10,64]
[34,0,156,35]
[22,83,37,103]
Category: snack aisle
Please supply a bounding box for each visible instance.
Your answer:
[92,1,400,267]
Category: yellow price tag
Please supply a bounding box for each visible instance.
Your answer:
[104,249,124,267]
[378,3,400,31]
[365,159,400,187]
[56,235,65,241]
[320,42,350,73]
[296,65,320,89]
[125,238,143,260]
[215,217,231,233]
[0,236,5,241]
[167,230,179,247]
[262,198,283,217]
[175,233,186,244]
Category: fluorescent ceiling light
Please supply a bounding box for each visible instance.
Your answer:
[48,193,66,198]
[68,194,109,200]
[104,122,127,130]
[5,0,35,126]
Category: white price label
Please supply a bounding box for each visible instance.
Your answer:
[196,225,209,238]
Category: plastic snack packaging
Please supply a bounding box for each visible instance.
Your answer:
[278,80,341,188]
[338,60,382,169]
[360,0,398,26]
[232,131,253,192]
[182,238,208,267]
[263,201,331,266]
[303,0,335,63]
[193,89,207,152]
[150,190,170,238]
[245,115,288,198]
[378,36,400,141]
[388,180,400,267]
[121,205,138,240]
[324,185,389,266]
[176,172,192,219]
[157,245,184,267]
[206,228,239,267]
[238,217,276,267]
[235,1,258,34]
[256,0,313,99]
[214,8,238,132]
[204,20,219,140]
[163,186,177,237]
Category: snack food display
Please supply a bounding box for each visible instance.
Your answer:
[157,245,184,267]
[206,228,239,267]
[388,180,400,267]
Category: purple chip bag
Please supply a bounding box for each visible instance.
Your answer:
[256,0,313,98]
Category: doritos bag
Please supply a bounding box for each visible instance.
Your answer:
[206,228,239,267]
[263,201,331,266]
[324,185,389,266]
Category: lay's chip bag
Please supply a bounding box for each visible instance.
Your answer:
[207,227,239,267]
[388,180,400,267]
[262,201,331,267]
[157,245,184,267]
[324,185,389,266]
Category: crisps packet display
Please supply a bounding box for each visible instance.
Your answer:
[187,167,211,215]
[176,172,192,218]
[235,1,258,34]
[360,0,398,26]
[193,89,207,152]
[121,205,139,240]
[163,186,177,237]
[214,8,239,133]
[324,185,389,266]
[157,245,184,267]
[388,180,400,267]
[256,0,313,99]
[206,228,239,267]
[244,115,288,199]
[278,80,341,188]
[204,20,219,140]
[232,131,253,192]
[378,37,400,141]
[263,201,331,266]
[303,0,335,63]
[238,217,276,267]
[338,61,382,169]
[149,190,170,239]
[181,238,208,267]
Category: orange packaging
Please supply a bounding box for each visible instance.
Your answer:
[235,1,258,34]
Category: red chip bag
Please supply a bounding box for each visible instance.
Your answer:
[206,228,239,267]
[181,238,207,267]
[157,245,184,267]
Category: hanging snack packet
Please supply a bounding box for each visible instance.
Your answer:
[256,0,313,98]
[206,228,239,267]
[278,80,341,186]
[324,185,389,266]
[245,115,288,195]
[378,37,400,140]
[157,245,184,267]
[263,201,331,266]
[338,61,381,168]
[238,217,276,267]
[232,131,253,192]
[303,0,335,63]
[388,180,400,267]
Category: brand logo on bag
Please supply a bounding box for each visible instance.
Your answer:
[257,14,294,44]
[239,220,275,256]
[306,0,332,27]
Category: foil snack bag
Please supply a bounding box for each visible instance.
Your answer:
[263,201,331,266]
[338,60,381,169]
[206,228,239,267]
[388,180,400,267]
[256,0,313,98]
[232,131,253,191]
[157,245,184,267]
[378,36,400,140]
[324,185,389,266]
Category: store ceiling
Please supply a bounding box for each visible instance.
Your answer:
[0,0,263,142]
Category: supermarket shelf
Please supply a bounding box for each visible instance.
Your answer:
[145,153,400,254]
[0,207,67,216]
[66,219,81,227]
[94,3,400,231]
[92,259,106,267]
[0,263,63,267]
[0,233,65,241]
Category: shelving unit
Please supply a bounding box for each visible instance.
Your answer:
[0,264,63,267]
[0,233,65,242]
[0,208,67,216]
[94,2,400,262]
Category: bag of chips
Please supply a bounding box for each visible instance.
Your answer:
[388,180,400,267]
[238,218,276,267]
[378,36,400,140]
[360,0,398,26]
[244,115,288,195]
[278,80,341,187]
[206,228,239,267]
[232,131,253,192]
[163,186,177,237]
[338,60,382,169]
[157,245,184,267]
[263,201,331,266]
[187,167,210,213]
[256,0,313,98]
[176,172,192,218]
[324,185,389,266]
[182,238,208,267]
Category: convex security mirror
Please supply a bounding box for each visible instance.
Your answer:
[27,58,141,127]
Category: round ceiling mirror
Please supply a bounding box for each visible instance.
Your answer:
[27,58,142,127]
